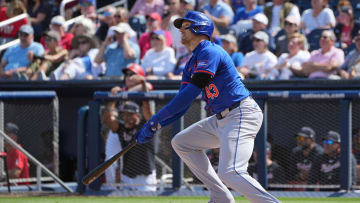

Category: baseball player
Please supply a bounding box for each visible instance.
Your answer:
[135,11,280,203]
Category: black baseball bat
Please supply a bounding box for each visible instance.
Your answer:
[82,139,137,185]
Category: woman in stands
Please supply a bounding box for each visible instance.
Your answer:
[141,30,177,80]
[334,0,360,49]
[301,0,336,35]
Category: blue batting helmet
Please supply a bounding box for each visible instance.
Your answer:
[173,11,214,39]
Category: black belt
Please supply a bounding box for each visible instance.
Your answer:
[216,101,242,120]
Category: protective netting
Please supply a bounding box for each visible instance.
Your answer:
[0,98,59,186]
[99,98,360,191]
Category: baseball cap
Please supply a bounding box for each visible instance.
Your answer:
[19,24,34,35]
[51,15,66,27]
[146,12,162,23]
[253,31,269,44]
[296,126,316,138]
[253,13,268,25]
[5,122,19,135]
[44,30,61,41]
[266,141,271,152]
[324,131,341,143]
[112,23,130,34]
[220,34,237,44]
[285,15,300,26]
[119,101,140,114]
[122,63,145,77]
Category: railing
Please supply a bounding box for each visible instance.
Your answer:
[0,13,28,52]
[79,90,360,192]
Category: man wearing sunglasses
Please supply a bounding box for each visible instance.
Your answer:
[308,130,357,190]
[288,126,323,185]
[0,25,44,80]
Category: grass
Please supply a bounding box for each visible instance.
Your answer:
[0,196,360,203]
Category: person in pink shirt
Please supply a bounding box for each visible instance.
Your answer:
[296,30,344,79]
[130,0,164,17]
[138,12,172,59]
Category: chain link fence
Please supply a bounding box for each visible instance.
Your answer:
[88,91,360,192]
[0,92,59,189]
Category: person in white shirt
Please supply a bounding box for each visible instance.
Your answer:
[239,31,278,80]
[274,32,310,80]
[142,30,177,79]
[301,0,336,35]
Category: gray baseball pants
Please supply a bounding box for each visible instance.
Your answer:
[171,97,280,203]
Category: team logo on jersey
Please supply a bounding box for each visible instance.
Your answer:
[197,60,209,68]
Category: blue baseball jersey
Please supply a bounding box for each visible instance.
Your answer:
[181,40,250,114]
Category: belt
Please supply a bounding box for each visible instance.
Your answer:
[216,100,243,120]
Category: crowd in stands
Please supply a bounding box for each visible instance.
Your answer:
[1,0,360,81]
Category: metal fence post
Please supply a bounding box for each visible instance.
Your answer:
[87,101,101,190]
[77,106,89,193]
[255,99,268,189]
[172,117,184,189]
[340,99,352,190]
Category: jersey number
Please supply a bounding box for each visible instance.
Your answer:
[205,84,219,100]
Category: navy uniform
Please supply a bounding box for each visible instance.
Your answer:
[308,131,357,189]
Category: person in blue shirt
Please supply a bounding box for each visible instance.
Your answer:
[0,25,44,80]
[200,0,234,34]
[219,33,244,70]
[135,11,280,203]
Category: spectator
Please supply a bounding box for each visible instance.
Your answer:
[142,30,177,79]
[230,0,263,36]
[138,12,173,59]
[338,31,360,79]
[95,23,140,78]
[274,32,310,80]
[238,31,278,79]
[296,30,344,79]
[4,122,30,183]
[179,0,196,16]
[27,0,52,41]
[52,33,104,80]
[200,0,234,34]
[0,0,28,45]
[334,1,360,49]
[237,13,273,55]
[288,126,323,184]
[107,8,137,44]
[220,33,244,69]
[248,142,286,184]
[301,0,336,35]
[130,0,165,17]
[95,5,117,41]
[308,131,357,189]
[162,0,188,59]
[162,0,181,30]
[41,16,74,51]
[70,17,96,37]
[81,0,97,22]
[264,0,300,37]
[274,15,302,56]
[0,25,44,80]
[102,63,154,190]
[30,30,68,80]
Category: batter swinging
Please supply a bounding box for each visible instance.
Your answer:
[135,11,280,203]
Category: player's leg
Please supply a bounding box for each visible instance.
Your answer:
[171,116,235,203]
[105,130,122,185]
[217,97,280,203]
